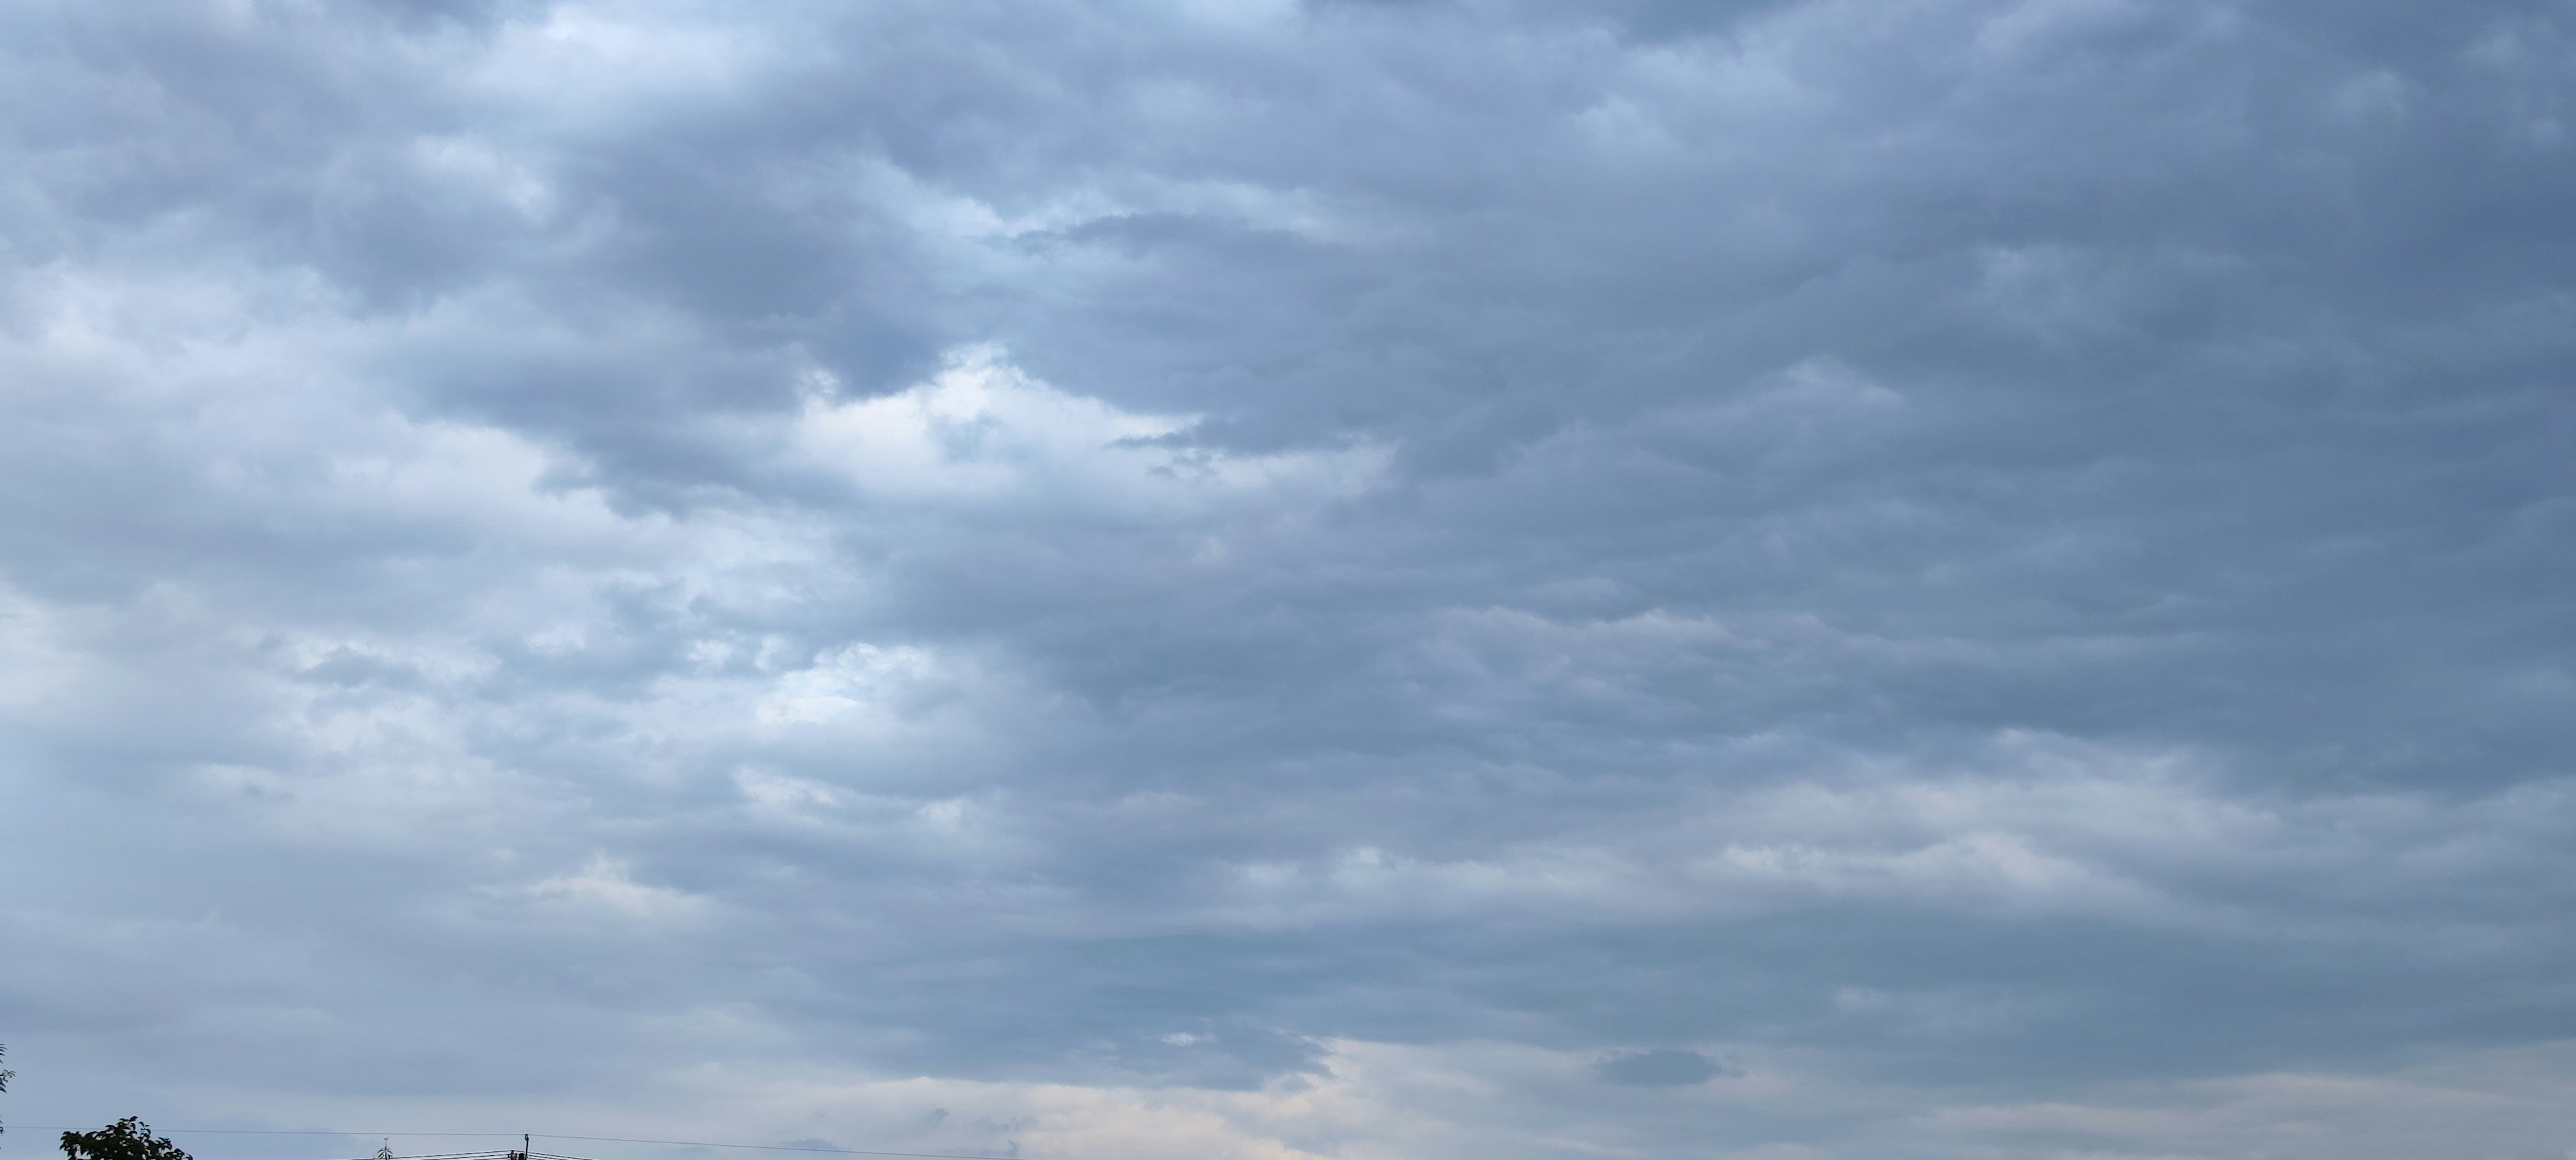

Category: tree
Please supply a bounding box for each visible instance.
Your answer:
[1,1043,14,1136]
[61,1119,193,1160]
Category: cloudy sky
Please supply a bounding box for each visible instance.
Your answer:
[3,1,2575,1157]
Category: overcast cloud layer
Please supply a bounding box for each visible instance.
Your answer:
[4,1,2576,1158]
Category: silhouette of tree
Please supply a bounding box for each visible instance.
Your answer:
[61,1119,193,1160]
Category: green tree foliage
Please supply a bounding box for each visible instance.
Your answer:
[61,1119,193,1160]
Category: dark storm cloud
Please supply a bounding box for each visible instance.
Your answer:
[4,1,2576,1158]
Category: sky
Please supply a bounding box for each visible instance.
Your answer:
[2,1,2575,1158]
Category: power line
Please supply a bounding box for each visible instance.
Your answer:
[6,1132,521,1139]
[547,1137,1008,1160]
[5,1129,1041,1160]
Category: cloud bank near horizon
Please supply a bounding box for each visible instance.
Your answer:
[4,1,2576,1158]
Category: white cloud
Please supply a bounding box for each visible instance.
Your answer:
[792,348,1385,513]
[517,853,709,922]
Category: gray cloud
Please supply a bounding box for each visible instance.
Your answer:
[1596,1049,1734,1087]
[3,1,2575,1158]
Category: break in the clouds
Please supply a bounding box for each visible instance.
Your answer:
[3,1,2575,1158]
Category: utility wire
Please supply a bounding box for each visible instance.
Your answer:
[5,1132,521,1139]
[5,1128,1050,1160]
[540,1135,1016,1160]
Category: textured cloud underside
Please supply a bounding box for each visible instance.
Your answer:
[4,2,2576,1159]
